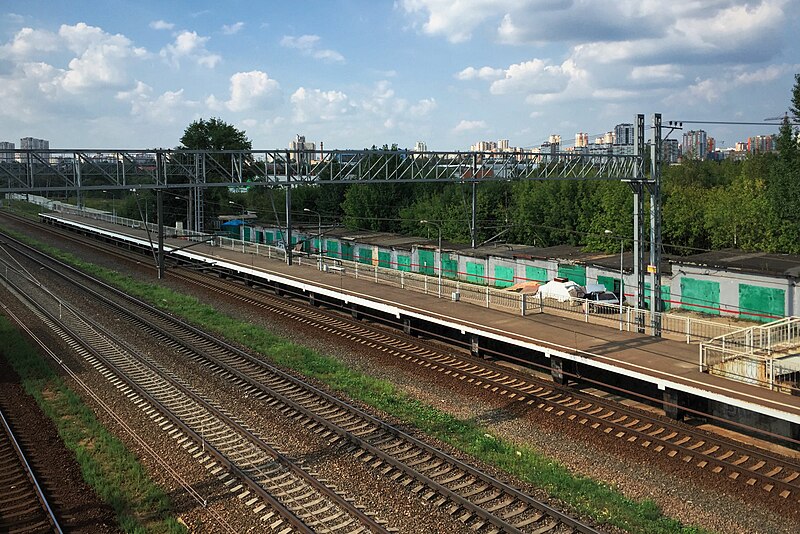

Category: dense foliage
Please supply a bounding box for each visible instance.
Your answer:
[165,79,800,256]
[289,76,800,256]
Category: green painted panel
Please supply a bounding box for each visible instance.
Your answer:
[466,261,485,285]
[680,277,720,315]
[397,255,411,272]
[739,284,785,322]
[597,275,619,294]
[326,240,339,258]
[557,264,586,286]
[441,253,458,279]
[264,231,273,244]
[494,265,514,288]
[378,251,391,268]
[313,237,320,251]
[341,242,354,261]
[418,249,434,275]
[358,247,372,264]
[644,283,671,311]
[525,266,547,282]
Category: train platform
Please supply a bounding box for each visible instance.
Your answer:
[38,212,800,445]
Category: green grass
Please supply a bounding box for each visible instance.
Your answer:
[0,317,185,533]
[1,226,712,534]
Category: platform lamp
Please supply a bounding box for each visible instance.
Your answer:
[420,220,442,298]
[604,229,624,331]
[304,208,322,270]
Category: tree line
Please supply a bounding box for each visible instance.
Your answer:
[120,76,800,257]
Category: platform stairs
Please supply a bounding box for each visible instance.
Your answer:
[700,316,800,394]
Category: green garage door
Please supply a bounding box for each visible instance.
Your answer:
[645,283,672,311]
[739,284,785,322]
[557,264,586,286]
[341,242,354,261]
[358,248,372,264]
[378,251,391,268]
[466,261,485,284]
[326,240,339,259]
[397,255,411,272]
[243,226,251,241]
[597,275,620,295]
[418,249,435,275]
[526,266,548,283]
[442,253,458,279]
[494,265,514,288]
[680,277,720,315]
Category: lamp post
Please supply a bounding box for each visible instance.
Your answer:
[605,229,624,331]
[175,196,189,235]
[420,219,442,298]
[304,208,322,270]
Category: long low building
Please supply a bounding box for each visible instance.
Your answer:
[228,223,800,324]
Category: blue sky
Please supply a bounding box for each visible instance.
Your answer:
[1,0,798,150]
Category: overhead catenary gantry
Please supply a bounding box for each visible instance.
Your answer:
[0,113,664,335]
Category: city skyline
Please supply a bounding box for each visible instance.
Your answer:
[0,1,798,150]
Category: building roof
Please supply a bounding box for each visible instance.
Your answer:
[671,250,800,278]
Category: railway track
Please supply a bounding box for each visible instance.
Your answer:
[4,211,800,514]
[0,407,62,533]
[0,241,390,534]
[2,219,603,532]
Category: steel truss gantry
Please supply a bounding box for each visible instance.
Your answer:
[0,114,664,335]
[1,147,641,194]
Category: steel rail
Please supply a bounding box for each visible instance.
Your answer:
[0,253,387,534]
[0,408,63,534]
[0,228,604,534]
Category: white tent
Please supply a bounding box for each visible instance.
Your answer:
[537,279,584,302]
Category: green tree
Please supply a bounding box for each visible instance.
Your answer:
[765,74,800,252]
[178,117,253,225]
[180,117,252,151]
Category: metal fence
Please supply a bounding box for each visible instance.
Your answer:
[28,198,745,345]
[699,317,800,393]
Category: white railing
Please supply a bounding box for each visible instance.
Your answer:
[31,199,747,345]
[699,316,800,393]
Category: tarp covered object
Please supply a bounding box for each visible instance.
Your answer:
[537,279,584,302]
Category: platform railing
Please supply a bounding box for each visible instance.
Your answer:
[699,317,800,393]
[32,199,745,345]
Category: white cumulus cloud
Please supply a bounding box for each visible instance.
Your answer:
[160,30,221,68]
[456,66,504,81]
[280,34,344,63]
[221,22,244,35]
[0,27,59,58]
[290,87,351,122]
[149,20,174,30]
[224,70,279,112]
[452,119,487,133]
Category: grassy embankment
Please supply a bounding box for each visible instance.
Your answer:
[0,317,184,533]
[1,212,710,534]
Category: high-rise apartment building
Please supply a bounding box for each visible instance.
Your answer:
[681,130,708,160]
[575,132,589,148]
[414,141,427,152]
[0,141,14,163]
[747,135,775,153]
[20,137,49,151]
[661,139,679,164]
[471,140,497,152]
[613,123,634,146]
